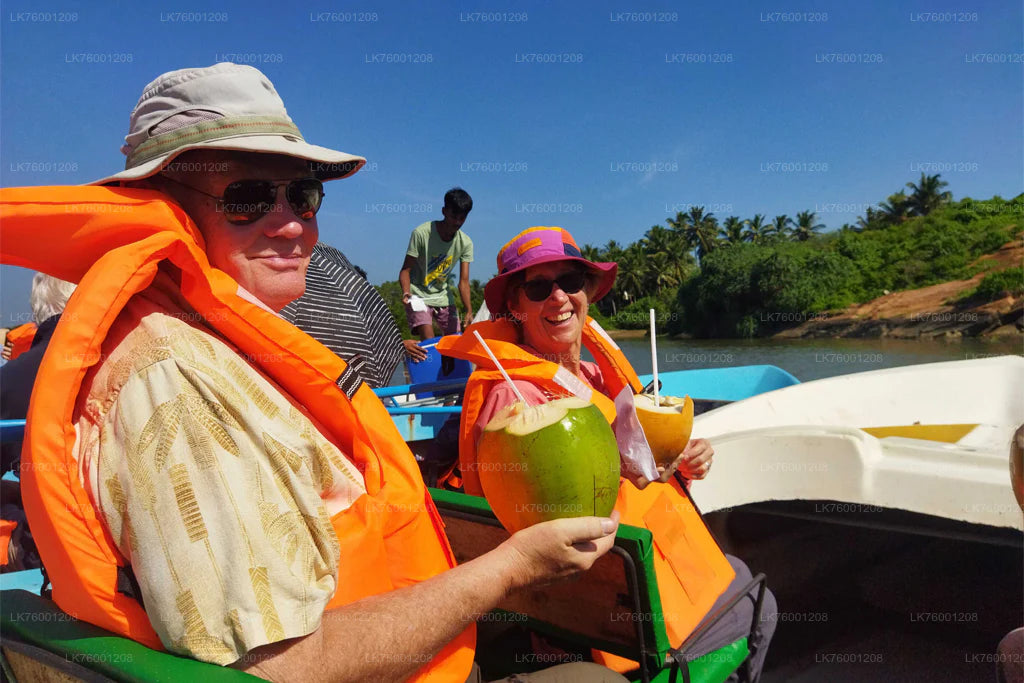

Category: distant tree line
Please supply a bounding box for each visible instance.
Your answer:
[581,174,1021,337]
[375,174,1021,339]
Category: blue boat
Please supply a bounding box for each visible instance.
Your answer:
[376,345,800,441]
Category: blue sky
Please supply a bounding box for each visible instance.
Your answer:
[2,0,1021,322]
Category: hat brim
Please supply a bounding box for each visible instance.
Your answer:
[89,134,365,186]
[484,255,618,316]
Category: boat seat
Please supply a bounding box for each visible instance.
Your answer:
[430,487,765,683]
[0,589,259,682]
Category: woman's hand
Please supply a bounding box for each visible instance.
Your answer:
[632,439,713,488]
[669,438,714,481]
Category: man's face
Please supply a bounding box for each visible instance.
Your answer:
[439,206,468,238]
[157,151,318,311]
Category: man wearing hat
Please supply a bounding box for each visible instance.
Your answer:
[0,63,626,682]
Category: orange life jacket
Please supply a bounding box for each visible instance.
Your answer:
[0,519,16,566]
[438,319,735,670]
[6,322,37,360]
[0,186,474,681]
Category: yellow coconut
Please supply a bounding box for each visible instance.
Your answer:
[477,396,620,533]
[633,394,695,468]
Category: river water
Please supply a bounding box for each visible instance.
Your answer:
[613,335,1023,382]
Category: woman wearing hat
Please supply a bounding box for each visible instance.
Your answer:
[439,226,777,680]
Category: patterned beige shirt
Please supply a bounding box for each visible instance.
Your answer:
[73,267,367,665]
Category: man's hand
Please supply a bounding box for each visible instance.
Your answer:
[1,341,12,361]
[461,311,474,330]
[403,339,427,362]
[500,512,619,590]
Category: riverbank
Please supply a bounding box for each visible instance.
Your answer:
[773,293,1022,340]
[606,328,648,340]
[774,237,1023,340]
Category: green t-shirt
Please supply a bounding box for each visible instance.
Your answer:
[406,221,474,307]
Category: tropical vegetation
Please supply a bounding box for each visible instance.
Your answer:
[376,174,1021,339]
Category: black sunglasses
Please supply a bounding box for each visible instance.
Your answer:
[160,175,325,225]
[520,271,588,302]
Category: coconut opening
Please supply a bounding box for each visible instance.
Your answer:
[634,393,688,414]
[496,396,591,436]
[483,400,527,432]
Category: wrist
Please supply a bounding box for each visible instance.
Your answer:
[492,540,534,596]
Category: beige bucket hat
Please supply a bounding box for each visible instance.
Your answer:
[91,62,365,185]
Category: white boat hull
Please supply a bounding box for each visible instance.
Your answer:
[690,356,1024,531]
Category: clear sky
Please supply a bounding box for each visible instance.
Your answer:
[2,0,1021,323]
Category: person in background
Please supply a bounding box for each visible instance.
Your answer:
[0,273,77,473]
[2,321,38,361]
[399,188,474,339]
[0,272,76,570]
[996,426,1024,683]
[283,242,426,388]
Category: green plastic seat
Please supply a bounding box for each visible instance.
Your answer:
[0,490,756,683]
[430,487,760,683]
[0,589,259,682]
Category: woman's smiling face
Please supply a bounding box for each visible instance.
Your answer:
[509,262,591,361]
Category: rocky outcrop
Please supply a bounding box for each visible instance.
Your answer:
[773,293,1022,340]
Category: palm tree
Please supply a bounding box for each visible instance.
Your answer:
[720,216,745,245]
[878,191,911,225]
[855,207,880,231]
[767,215,791,241]
[792,210,825,241]
[665,211,692,252]
[680,206,719,263]
[580,243,603,262]
[643,252,679,293]
[906,173,952,216]
[602,239,625,264]
[616,243,646,303]
[642,224,674,257]
[744,214,770,243]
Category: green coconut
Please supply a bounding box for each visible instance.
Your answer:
[477,396,620,533]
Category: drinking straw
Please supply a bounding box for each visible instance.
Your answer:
[649,309,660,404]
[473,330,532,406]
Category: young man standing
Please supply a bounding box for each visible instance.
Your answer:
[399,188,474,340]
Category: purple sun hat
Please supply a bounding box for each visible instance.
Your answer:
[484,226,617,315]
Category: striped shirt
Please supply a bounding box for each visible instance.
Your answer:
[282,243,405,388]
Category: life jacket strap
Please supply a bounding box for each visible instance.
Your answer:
[335,354,368,399]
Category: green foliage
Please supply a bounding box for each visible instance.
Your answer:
[962,266,1024,302]
[587,304,617,330]
[382,173,1017,341]
[467,279,485,316]
[673,192,1020,337]
[613,294,675,330]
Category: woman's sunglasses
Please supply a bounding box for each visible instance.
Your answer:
[160,175,325,225]
[520,270,588,302]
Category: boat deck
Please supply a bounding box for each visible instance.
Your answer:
[716,507,1022,682]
